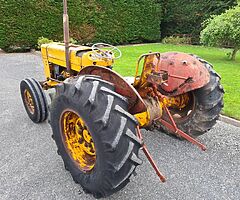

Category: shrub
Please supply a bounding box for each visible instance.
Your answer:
[37,37,54,49]
[0,0,162,50]
[0,0,62,51]
[160,0,237,43]
[162,35,191,45]
[200,5,240,60]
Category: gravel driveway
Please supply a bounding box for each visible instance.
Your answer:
[0,53,239,200]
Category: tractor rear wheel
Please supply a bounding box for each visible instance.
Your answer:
[159,55,224,138]
[50,75,142,198]
[20,78,48,123]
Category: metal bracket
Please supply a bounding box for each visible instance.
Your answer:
[160,104,206,151]
[136,126,166,182]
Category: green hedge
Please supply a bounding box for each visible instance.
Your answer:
[160,0,237,43]
[0,0,162,50]
[2,0,236,50]
[0,0,62,51]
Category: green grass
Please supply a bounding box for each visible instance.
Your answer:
[114,43,240,120]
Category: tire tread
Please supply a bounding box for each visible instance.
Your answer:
[50,75,141,198]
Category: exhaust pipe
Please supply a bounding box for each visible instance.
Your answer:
[63,0,71,74]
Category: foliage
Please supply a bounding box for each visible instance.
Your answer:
[93,0,161,44]
[0,0,161,50]
[37,37,54,49]
[200,5,240,60]
[0,0,62,51]
[69,38,78,45]
[162,35,191,45]
[160,0,237,43]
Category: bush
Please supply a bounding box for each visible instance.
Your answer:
[162,35,191,45]
[0,0,62,51]
[37,37,54,49]
[160,0,237,43]
[200,5,240,60]
[0,0,162,50]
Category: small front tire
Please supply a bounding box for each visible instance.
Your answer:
[20,78,48,123]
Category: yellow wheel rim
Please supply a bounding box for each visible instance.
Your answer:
[24,89,35,114]
[61,111,96,172]
[166,92,195,121]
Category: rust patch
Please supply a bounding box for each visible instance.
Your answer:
[157,52,210,96]
[79,66,147,114]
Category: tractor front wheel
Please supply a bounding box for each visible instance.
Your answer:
[50,75,142,198]
[20,78,48,123]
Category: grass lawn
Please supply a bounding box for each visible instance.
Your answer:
[114,43,240,120]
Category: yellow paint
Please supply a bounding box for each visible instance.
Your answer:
[165,93,190,109]
[134,110,151,127]
[40,80,60,89]
[41,42,114,81]
[133,52,161,88]
[42,58,51,79]
[62,111,96,172]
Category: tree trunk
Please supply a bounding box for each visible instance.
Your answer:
[231,48,239,60]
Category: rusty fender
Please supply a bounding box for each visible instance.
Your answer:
[158,52,210,96]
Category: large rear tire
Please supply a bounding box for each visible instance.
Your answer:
[50,75,142,198]
[159,55,224,138]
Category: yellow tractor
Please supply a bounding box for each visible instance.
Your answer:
[20,1,224,198]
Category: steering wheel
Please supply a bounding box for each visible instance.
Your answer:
[91,43,122,60]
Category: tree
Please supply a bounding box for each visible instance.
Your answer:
[200,5,240,60]
[160,0,237,43]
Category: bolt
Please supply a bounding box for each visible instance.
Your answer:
[79,137,84,144]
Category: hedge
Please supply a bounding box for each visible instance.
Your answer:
[0,0,162,50]
[0,0,62,51]
[160,0,237,43]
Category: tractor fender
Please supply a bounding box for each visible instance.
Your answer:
[158,52,210,96]
[78,66,147,114]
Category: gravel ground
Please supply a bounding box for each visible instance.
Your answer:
[0,53,239,200]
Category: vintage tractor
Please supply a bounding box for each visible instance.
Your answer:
[20,1,224,198]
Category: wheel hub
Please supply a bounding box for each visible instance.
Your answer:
[24,89,35,114]
[165,92,195,121]
[61,111,96,172]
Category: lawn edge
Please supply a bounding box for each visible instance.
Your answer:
[219,115,240,128]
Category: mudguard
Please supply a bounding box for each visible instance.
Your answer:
[158,52,210,96]
[78,66,146,114]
